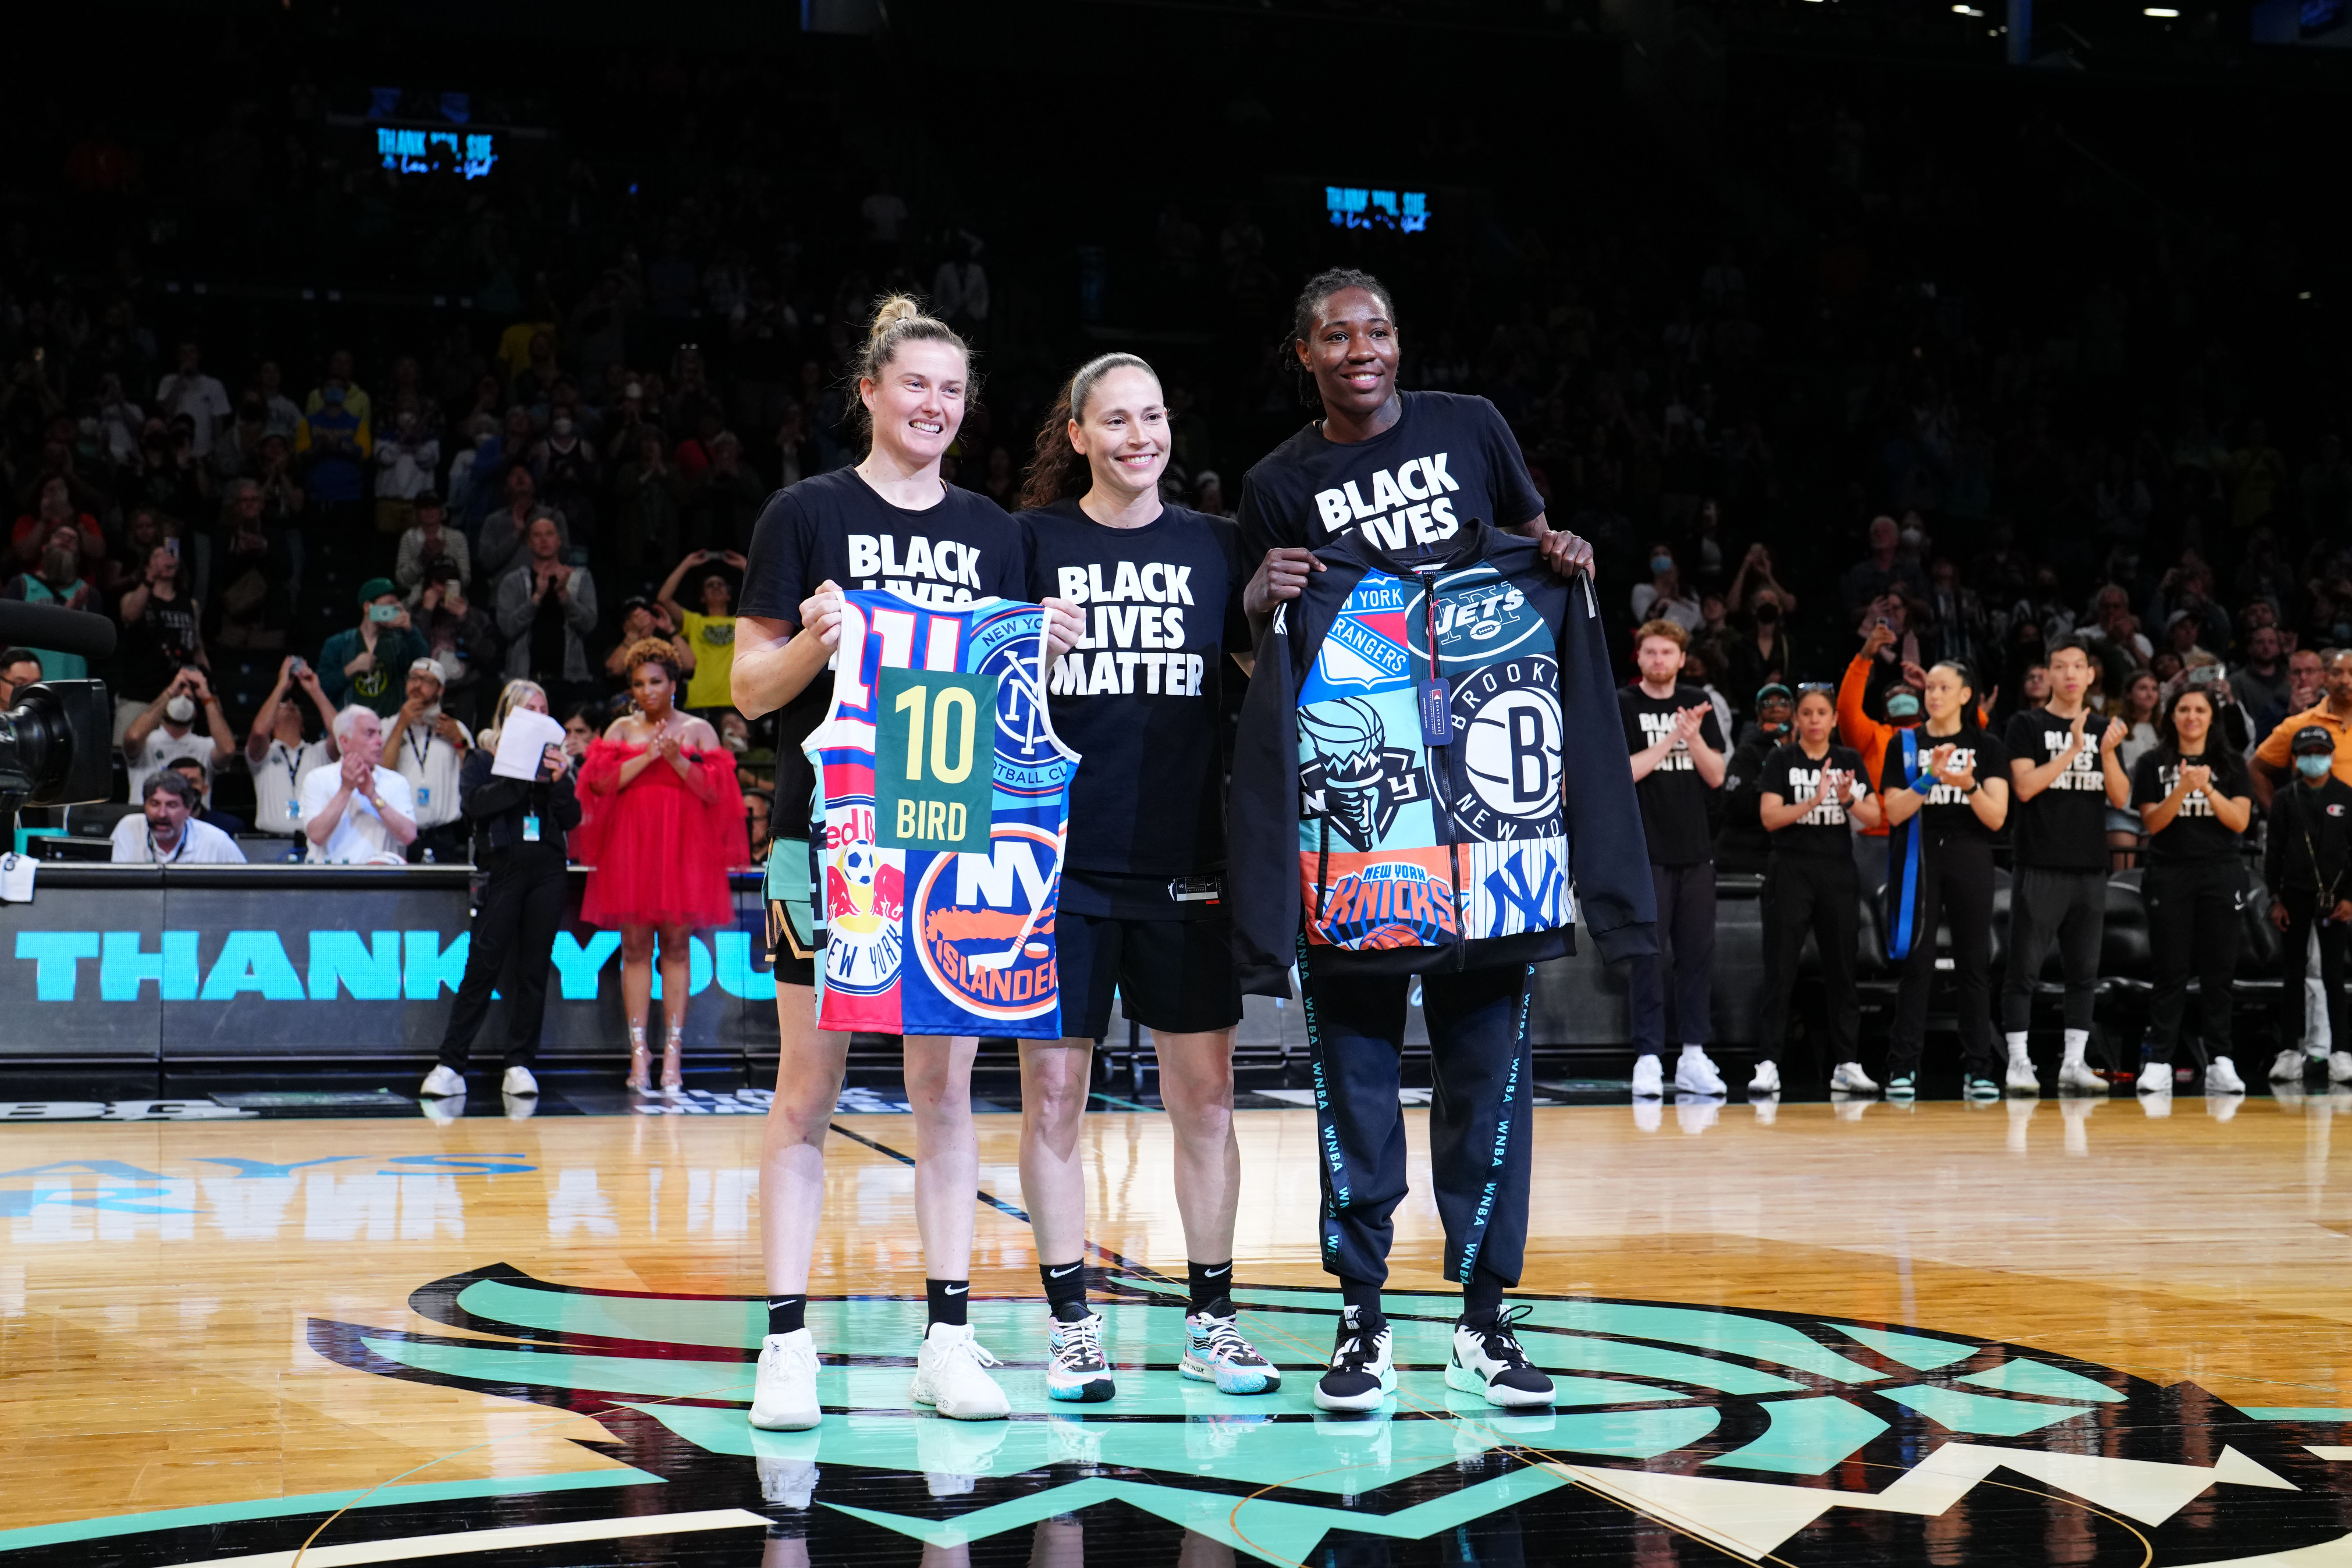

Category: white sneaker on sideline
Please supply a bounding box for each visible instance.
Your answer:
[1747,1059,1781,1095]
[2005,1053,2040,1093]
[2136,1062,2173,1096]
[1630,1054,1664,1097]
[2058,1058,2105,1094]
[910,1323,1010,1421]
[2207,1056,2246,1095]
[420,1064,464,1098]
[2332,1051,2352,1085]
[2271,1049,2308,1082]
[501,1065,538,1097]
[749,1328,822,1430]
[1829,1061,1878,1094]
[1674,1050,1725,1096]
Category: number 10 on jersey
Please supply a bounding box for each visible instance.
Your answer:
[876,667,994,854]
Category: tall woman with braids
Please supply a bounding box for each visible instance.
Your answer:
[578,638,746,1093]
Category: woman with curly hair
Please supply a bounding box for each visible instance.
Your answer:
[578,636,747,1093]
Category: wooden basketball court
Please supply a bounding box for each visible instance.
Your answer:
[5,1094,2350,1565]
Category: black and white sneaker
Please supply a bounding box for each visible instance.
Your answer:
[1312,1314,1395,1411]
[1445,1305,1555,1408]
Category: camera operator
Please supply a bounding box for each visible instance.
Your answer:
[2001,638,2131,1094]
[246,657,341,836]
[111,772,246,865]
[2265,726,2352,1089]
[382,657,472,862]
[123,667,236,806]
[0,648,42,706]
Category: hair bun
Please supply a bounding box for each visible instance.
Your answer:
[866,294,925,349]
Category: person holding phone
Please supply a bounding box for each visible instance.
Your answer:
[123,666,237,806]
[420,679,581,1104]
[658,548,747,718]
[247,656,343,837]
[1878,661,2012,1098]
[319,578,429,718]
[2130,685,2254,1098]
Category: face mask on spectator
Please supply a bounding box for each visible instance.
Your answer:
[1899,527,1924,550]
[1650,554,1674,576]
[2297,753,2334,780]
[165,695,196,723]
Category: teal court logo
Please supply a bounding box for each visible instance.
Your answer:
[9,1269,2352,1565]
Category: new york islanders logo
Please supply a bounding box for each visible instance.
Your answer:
[911,825,1061,1023]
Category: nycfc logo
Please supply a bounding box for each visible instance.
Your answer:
[1454,658,1564,841]
[308,1270,2352,1568]
[822,820,903,996]
[911,825,1060,1022]
[1317,858,1457,950]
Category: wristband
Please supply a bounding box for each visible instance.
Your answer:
[1961,781,1978,796]
[1912,774,1938,797]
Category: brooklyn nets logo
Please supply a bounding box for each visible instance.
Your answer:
[198,1268,2352,1568]
[1451,657,1564,841]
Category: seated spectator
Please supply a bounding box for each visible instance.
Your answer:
[123,668,235,805]
[114,539,207,735]
[302,705,418,865]
[1630,541,1702,632]
[1839,515,1928,625]
[603,595,690,689]
[383,657,474,862]
[496,516,599,702]
[2,525,103,679]
[393,491,471,595]
[2163,607,2215,668]
[319,578,429,717]
[658,549,745,717]
[111,771,245,865]
[0,647,42,706]
[167,756,247,837]
[11,476,104,570]
[478,464,567,579]
[247,656,342,835]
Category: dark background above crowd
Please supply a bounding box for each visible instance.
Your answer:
[5,0,2350,816]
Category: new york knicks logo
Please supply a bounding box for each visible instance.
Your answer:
[286,1267,2352,1568]
[1317,858,1457,950]
[822,812,904,996]
[911,824,1061,1022]
[1452,657,1564,842]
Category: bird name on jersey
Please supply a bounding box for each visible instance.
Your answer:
[1637,710,1699,771]
[1783,765,1863,826]
[1048,560,1207,698]
[1313,453,1463,549]
[2037,729,2108,791]
[844,534,985,605]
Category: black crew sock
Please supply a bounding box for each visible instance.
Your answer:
[1461,1267,1507,1328]
[1040,1260,1089,1321]
[1188,1259,1234,1317]
[926,1278,969,1328]
[1340,1277,1383,1329]
[766,1295,806,1337]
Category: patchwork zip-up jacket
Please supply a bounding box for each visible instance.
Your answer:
[1229,521,1658,995]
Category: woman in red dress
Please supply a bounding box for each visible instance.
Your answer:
[579,637,747,1092]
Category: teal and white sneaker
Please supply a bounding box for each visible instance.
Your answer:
[1964,1075,2002,1100]
[1182,1310,1280,1394]
[1885,1073,1918,1097]
[1044,1310,1115,1403]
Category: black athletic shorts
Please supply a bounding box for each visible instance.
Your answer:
[764,838,818,989]
[1057,873,1243,1039]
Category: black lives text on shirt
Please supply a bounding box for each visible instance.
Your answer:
[1636,707,1703,773]
[1046,559,1211,698]
[1776,760,1868,827]
[844,532,988,606]
[1309,451,1469,550]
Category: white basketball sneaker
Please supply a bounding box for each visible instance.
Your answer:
[2136,1061,2173,1096]
[1829,1061,1878,1093]
[420,1064,464,1098]
[501,1065,538,1097]
[2207,1055,2247,1095]
[1747,1059,1781,1095]
[1313,1315,1395,1412]
[909,1323,1010,1421]
[1445,1309,1555,1409]
[2005,1050,2039,1093]
[2058,1055,2106,1094]
[1674,1047,1725,1096]
[2332,1051,2352,1085]
[1630,1054,1664,1097]
[749,1328,822,1431]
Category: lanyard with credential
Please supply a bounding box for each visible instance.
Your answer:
[280,744,304,821]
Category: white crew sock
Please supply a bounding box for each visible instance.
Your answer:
[1680,1043,1707,1059]
[2005,1031,2030,1062]
[2062,1029,2090,1065]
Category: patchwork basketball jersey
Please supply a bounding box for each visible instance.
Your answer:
[805,591,1079,1037]
[1294,557,1570,953]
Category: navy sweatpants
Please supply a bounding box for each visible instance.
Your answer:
[1298,939,1536,1290]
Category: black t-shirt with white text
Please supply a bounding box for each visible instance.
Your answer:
[2003,707,2113,871]
[1877,726,2012,842]
[1758,742,1871,861]
[118,591,202,702]
[1619,684,1725,866]
[2131,749,2248,866]
[1021,499,1249,894]
[1236,392,1544,563]
[738,468,1026,831]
